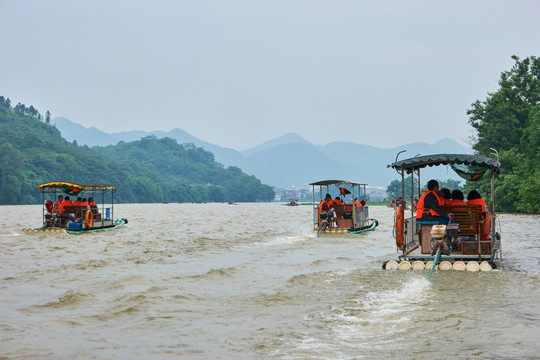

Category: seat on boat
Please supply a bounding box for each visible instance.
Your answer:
[63,206,83,219]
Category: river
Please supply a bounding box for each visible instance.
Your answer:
[1,203,539,359]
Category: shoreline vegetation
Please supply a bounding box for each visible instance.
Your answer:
[0,56,538,213]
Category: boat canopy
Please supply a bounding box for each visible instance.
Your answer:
[388,154,500,181]
[309,180,367,186]
[37,181,116,195]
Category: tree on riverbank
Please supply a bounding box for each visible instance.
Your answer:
[0,97,274,204]
[466,56,539,213]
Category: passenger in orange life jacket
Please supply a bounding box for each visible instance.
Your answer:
[416,179,453,224]
[53,195,64,214]
[467,190,491,239]
[82,198,89,209]
[73,197,82,206]
[319,194,332,213]
[88,197,98,209]
[54,195,77,222]
[319,194,337,225]
[466,190,486,212]
[440,188,451,206]
[62,196,73,207]
[354,198,361,207]
[331,196,342,206]
[449,190,467,206]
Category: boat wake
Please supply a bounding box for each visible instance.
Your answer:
[286,276,434,357]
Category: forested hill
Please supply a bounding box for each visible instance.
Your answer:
[464,56,539,214]
[0,97,275,204]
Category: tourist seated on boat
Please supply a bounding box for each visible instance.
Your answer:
[467,190,486,212]
[440,188,451,205]
[62,196,73,207]
[449,190,467,206]
[44,200,55,224]
[88,197,100,216]
[354,198,361,207]
[53,195,77,223]
[331,196,342,206]
[467,190,492,239]
[82,198,89,208]
[53,195,64,214]
[73,197,82,206]
[416,179,453,224]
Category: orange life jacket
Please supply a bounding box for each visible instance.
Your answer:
[54,200,64,213]
[355,201,361,207]
[448,199,467,206]
[62,199,73,207]
[467,198,486,212]
[82,201,89,208]
[73,200,82,206]
[89,201,97,208]
[416,190,443,219]
[319,199,331,213]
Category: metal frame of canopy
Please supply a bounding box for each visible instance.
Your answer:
[309,179,368,204]
[37,181,117,223]
[309,179,370,230]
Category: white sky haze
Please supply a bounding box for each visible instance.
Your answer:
[1,0,539,150]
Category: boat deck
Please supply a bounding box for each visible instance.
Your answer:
[401,245,492,262]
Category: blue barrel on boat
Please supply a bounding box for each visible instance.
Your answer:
[106,208,110,219]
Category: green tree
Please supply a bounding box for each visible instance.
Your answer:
[0,97,274,204]
[386,176,419,199]
[466,56,540,213]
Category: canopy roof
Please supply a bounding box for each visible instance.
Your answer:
[37,181,116,194]
[309,180,368,186]
[388,154,499,174]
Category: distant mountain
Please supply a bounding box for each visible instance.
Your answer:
[52,117,119,146]
[241,133,311,156]
[52,117,473,188]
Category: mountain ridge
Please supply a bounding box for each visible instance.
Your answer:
[51,117,472,188]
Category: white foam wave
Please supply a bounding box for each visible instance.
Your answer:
[331,276,432,342]
[0,232,21,237]
[241,234,312,248]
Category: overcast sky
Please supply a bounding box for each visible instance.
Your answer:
[1,0,539,151]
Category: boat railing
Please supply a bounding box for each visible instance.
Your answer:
[354,206,369,226]
[403,216,419,253]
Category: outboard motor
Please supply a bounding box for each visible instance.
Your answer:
[430,225,450,255]
[430,223,459,255]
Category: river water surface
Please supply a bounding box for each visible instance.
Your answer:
[1,203,539,359]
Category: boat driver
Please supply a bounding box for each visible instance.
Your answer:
[320,194,337,226]
[416,179,453,224]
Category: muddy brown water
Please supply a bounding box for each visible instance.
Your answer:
[1,204,539,359]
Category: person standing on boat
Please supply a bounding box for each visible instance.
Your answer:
[416,180,453,224]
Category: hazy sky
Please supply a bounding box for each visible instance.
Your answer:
[1,1,539,151]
